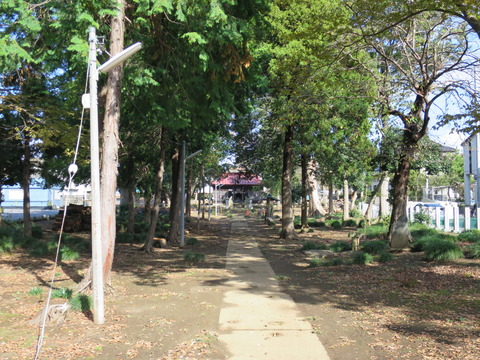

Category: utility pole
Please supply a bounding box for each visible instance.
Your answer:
[88,27,105,325]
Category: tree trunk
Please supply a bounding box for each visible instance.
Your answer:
[280,125,298,240]
[143,190,152,223]
[100,0,125,284]
[144,128,166,252]
[300,153,308,229]
[201,165,205,219]
[388,134,418,249]
[343,178,349,221]
[186,167,192,218]
[364,172,386,222]
[127,188,135,235]
[307,160,327,217]
[168,145,182,245]
[328,179,334,214]
[350,190,358,211]
[22,137,32,238]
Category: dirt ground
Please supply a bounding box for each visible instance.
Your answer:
[0,214,479,360]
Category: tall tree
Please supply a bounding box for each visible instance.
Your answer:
[352,12,479,247]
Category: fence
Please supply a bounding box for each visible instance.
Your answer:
[407,201,476,233]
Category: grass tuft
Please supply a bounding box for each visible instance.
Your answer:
[353,251,374,265]
[361,240,388,255]
[424,240,464,262]
[328,241,352,253]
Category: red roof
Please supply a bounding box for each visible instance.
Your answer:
[212,173,262,186]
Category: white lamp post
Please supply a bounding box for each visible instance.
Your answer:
[87,27,141,324]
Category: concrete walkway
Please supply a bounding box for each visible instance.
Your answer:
[217,219,331,359]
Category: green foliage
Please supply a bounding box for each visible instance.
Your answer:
[31,225,43,239]
[458,229,480,243]
[301,242,328,250]
[116,233,135,243]
[329,241,352,253]
[411,237,431,252]
[28,287,43,296]
[59,246,80,261]
[349,208,362,218]
[362,223,388,239]
[323,257,345,266]
[362,240,388,255]
[424,240,464,262]
[307,219,326,227]
[0,233,14,253]
[410,225,439,240]
[183,251,205,262]
[377,251,395,263]
[343,219,357,227]
[51,288,73,299]
[69,294,92,312]
[353,251,374,265]
[330,220,342,229]
[358,219,366,228]
[29,242,49,257]
[466,243,480,259]
[308,258,323,267]
[186,237,200,246]
[413,211,431,225]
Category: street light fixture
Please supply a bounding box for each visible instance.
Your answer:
[87,27,141,324]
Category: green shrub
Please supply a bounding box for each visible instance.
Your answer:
[353,251,374,265]
[134,221,149,233]
[116,232,135,243]
[466,242,480,259]
[363,224,388,239]
[322,257,345,266]
[28,287,43,296]
[413,211,431,225]
[308,220,326,228]
[133,233,147,244]
[358,219,366,228]
[349,208,362,218]
[411,237,431,252]
[329,241,352,253]
[69,294,92,312]
[31,225,43,239]
[0,234,14,253]
[52,288,73,299]
[458,229,480,243]
[29,243,50,257]
[302,242,328,251]
[60,246,80,261]
[378,251,395,263]
[183,251,205,262]
[410,225,438,239]
[343,219,357,227]
[187,237,200,246]
[308,258,323,267]
[362,240,388,255]
[330,220,342,229]
[424,240,464,262]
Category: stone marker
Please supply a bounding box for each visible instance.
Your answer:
[390,215,411,250]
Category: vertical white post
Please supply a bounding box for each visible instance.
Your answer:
[435,207,441,230]
[444,205,450,232]
[453,206,460,233]
[465,206,471,231]
[88,27,105,325]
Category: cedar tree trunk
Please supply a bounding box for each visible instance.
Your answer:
[280,125,298,240]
